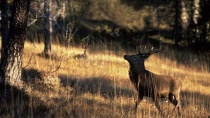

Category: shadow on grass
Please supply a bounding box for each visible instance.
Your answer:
[59,74,136,99]
[196,79,210,87]
[0,83,49,117]
[22,68,42,82]
[0,84,30,117]
[8,68,210,117]
[181,90,210,113]
[0,68,52,117]
[19,68,210,117]
[59,74,210,111]
[37,52,63,61]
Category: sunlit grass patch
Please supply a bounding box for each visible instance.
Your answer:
[1,41,209,117]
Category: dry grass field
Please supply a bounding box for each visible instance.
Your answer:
[0,0,209,117]
[1,41,208,117]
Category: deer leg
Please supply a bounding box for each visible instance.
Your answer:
[168,93,181,117]
[135,94,143,113]
[154,98,164,117]
[152,93,164,117]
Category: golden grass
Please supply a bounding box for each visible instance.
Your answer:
[18,41,210,117]
[0,39,209,117]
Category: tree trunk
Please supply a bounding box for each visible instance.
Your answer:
[200,23,207,43]
[199,0,208,44]
[0,0,31,86]
[174,0,182,45]
[62,0,66,41]
[44,0,52,57]
[1,0,9,56]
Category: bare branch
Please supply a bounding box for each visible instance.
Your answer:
[27,15,46,26]
[27,19,38,27]
[65,21,78,48]
[81,34,92,49]
[50,56,63,73]
[28,16,46,19]
[23,54,34,69]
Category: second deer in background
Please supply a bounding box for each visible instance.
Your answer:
[73,48,87,59]
[73,35,91,59]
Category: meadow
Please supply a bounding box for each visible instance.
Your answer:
[0,0,210,117]
[1,41,208,117]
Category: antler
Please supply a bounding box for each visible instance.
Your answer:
[138,46,159,56]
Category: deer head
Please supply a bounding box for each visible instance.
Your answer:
[124,47,159,72]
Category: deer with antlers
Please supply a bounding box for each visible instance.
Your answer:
[124,48,182,117]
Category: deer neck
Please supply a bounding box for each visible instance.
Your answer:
[139,70,150,79]
[129,61,149,79]
[129,61,146,73]
[129,68,148,89]
[130,67,148,81]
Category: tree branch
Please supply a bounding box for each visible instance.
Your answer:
[22,54,34,69]
[50,56,63,73]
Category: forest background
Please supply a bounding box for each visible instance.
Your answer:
[0,0,210,117]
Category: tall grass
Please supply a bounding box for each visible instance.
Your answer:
[0,41,209,117]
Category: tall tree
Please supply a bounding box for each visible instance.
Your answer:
[1,0,9,56]
[0,0,31,86]
[44,0,52,57]
[198,0,209,44]
[174,0,182,45]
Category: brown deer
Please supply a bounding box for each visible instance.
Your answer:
[73,35,90,59]
[73,48,87,59]
[124,49,182,117]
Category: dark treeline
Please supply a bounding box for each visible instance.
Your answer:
[1,0,210,53]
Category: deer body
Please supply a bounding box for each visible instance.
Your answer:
[124,51,182,116]
[129,70,181,98]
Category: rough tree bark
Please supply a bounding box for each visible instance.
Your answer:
[0,0,31,86]
[1,0,9,56]
[44,0,52,57]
